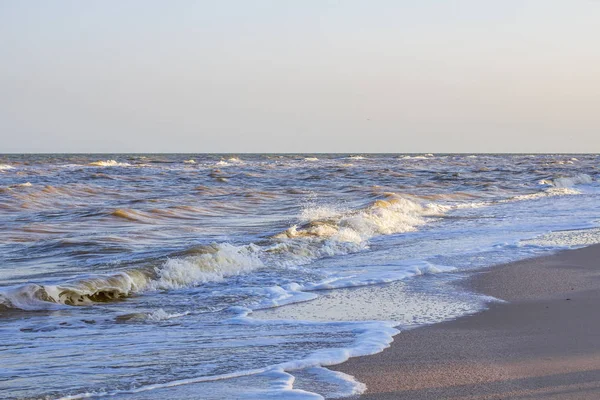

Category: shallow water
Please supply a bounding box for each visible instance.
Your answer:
[1,154,599,399]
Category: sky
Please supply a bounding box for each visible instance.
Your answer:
[0,0,599,153]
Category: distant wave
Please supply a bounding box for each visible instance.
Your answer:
[88,160,132,167]
[215,157,244,167]
[400,154,433,160]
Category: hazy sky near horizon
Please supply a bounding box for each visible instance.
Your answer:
[1,1,599,153]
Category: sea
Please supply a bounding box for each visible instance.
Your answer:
[1,154,599,400]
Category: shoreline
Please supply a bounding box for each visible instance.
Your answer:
[331,244,600,399]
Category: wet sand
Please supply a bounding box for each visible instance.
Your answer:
[332,244,600,400]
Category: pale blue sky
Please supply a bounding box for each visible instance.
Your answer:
[0,1,598,153]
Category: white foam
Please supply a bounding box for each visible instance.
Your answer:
[507,187,581,202]
[0,164,15,170]
[299,204,347,223]
[226,314,400,390]
[453,201,488,209]
[521,228,600,249]
[292,367,366,399]
[240,370,324,399]
[277,321,398,373]
[253,272,491,328]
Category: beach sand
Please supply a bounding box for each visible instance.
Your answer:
[332,244,600,400]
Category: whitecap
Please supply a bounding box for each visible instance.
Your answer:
[88,160,131,167]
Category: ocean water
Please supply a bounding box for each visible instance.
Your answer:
[1,153,599,399]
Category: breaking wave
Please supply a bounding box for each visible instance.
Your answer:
[0,244,262,311]
[0,164,15,170]
[88,160,132,167]
[275,194,446,244]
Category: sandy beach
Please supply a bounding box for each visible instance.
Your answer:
[333,244,600,400]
